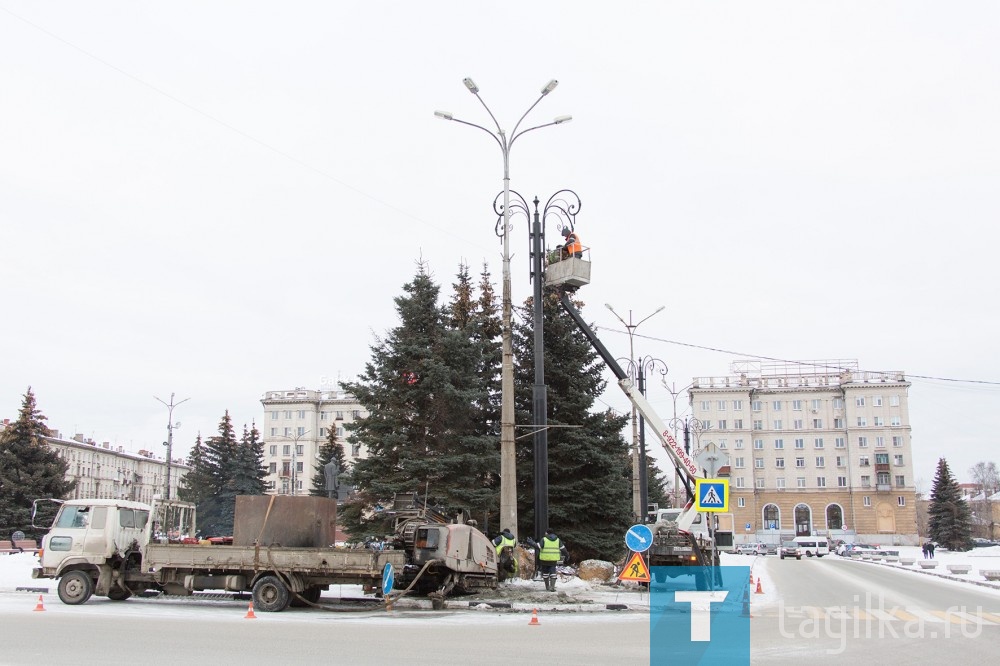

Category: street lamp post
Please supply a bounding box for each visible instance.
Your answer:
[155,393,189,501]
[636,356,668,520]
[604,305,665,521]
[436,78,571,539]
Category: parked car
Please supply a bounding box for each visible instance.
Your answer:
[972,538,999,548]
[736,542,766,555]
[779,541,801,560]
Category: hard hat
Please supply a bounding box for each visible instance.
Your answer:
[561,227,571,236]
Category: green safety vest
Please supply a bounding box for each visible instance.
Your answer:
[540,536,561,562]
[495,535,516,554]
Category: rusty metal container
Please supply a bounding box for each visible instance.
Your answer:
[233,496,338,548]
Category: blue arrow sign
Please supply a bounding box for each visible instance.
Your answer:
[625,524,654,553]
[382,562,394,597]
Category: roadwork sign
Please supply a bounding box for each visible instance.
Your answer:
[619,551,651,583]
[695,479,729,512]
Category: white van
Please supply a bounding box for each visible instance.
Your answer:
[793,536,830,557]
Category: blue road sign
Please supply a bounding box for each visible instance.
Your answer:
[694,479,728,512]
[382,562,394,597]
[626,524,654,553]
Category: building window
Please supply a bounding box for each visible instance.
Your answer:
[295,462,303,473]
[754,439,764,450]
[863,496,871,507]
[837,476,847,488]
[826,504,844,529]
[284,427,291,436]
[352,410,361,419]
[776,458,785,469]
[296,426,305,436]
[813,438,823,449]
[774,439,784,449]
[795,457,805,468]
[735,439,745,450]
[859,456,870,467]
[857,417,867,427]
[793,419,803,430]
[796,477,806,488]
[890,416,901,427]
[701,401,711,411]
[816,456,825,467]
[873,396,883,407]
[816,476,826,488]
[268,462,276,474]
[773,400,783,410]
[753,420,763,430]
[890,395,900,407]
[269,445,277,455]
[897,496,906,507]
[718,420,727,430]
[752,401,762,412]
[776,478,786,490]
[337,427,345,437]
[873,416,884,427]
[756,478,766,489]
[733,419,744,429]
[319,428,326,436]
[270,428,277,437]
[892,436,903,447]
[270,411,278,420]
[298,410,306,419]
[755,458,764,469]
[894,455,904,466]
[792,400,803,411]
[336,411,344,420]
[351,443,361,457]
[284,410,292,419]
[836,456,846,467]
[895,475,905,487]
[834,418,844,429]
[733,400,744,410]
[835,437,846,449]
[736,477,745,488]
[858,437,868,448]
[283,445,291,456]
[795,439,805,450]
[875,437,885,448]
[773,420,783,430]
[296,445,304,456]
[320,411,328,420]
[717,400,727,411]
[738,497,746,508]
[855,397,866,407]
[719,440,727,449]
[811,399,822,410]
[861,476,871,487]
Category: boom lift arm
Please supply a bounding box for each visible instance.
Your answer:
[558,291,702,531]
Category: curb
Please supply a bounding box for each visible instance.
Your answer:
[842,555,1000,591]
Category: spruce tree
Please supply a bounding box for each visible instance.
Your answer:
[929,457,974,551]
[197,411,240,536]
[0,388,75,538]
[645,457,672,510]
[512,292,633,561]
[475,262,503,435]
[342,261,498,536]
[311,424,348,497]
[231,423,267,496]
[178,434,214,508]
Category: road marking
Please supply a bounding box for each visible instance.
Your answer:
[888,608,919,622]
[929,610,964,624]
[953,611,997,626]
[980,611,1000,623]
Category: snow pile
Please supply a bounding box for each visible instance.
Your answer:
[0,553,42,593]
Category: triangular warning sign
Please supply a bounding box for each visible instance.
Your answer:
[618,551,651,583]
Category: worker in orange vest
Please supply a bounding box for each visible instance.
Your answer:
[559,227,582,259]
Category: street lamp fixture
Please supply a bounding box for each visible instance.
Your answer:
[154,393,190,501]
[436,78,571,540]
[604,305,666,521]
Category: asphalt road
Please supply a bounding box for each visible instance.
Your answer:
[751,556,1000,663]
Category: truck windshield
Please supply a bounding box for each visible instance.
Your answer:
[56,506,90,529]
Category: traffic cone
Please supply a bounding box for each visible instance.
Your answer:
[755,580,763,595]
[33,595,45,612]
[741,586,752,618]
[749,573,754,585]
[244,602,257,619]
[528,608,540,626]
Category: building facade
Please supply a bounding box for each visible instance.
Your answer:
[260,388,368,495]
[690,360,918,545]
[44,431,188,503]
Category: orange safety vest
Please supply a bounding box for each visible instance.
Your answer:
[564,232,582,256]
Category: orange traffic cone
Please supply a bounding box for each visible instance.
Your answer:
[749,573,754,585]
[33,595,45,612]
[755,580,763,595]
[244,602,257,619]
[528,608,540,626]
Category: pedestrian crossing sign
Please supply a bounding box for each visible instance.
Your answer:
[618,551,651,583]
[695,479,729,512]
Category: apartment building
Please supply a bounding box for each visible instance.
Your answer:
[260,388,368,495]
[690,360,918,545]
[44,431,188,503]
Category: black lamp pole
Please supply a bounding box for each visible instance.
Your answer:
[636,356,667,521]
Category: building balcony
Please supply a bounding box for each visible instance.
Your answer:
[876,484,892,492]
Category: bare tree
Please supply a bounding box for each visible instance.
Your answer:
[968,462,999,539]
[969,462,1000,494]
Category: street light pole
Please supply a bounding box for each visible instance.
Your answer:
[436,79,571,539]
[604,305,665,521]
[636,356,668,520]
[154,393,190,501]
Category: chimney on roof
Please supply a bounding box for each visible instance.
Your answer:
[73,433,85,443]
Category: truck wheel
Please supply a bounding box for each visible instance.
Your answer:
[58,571,94,605]
[253,575,290,612]
[107,587,132,601]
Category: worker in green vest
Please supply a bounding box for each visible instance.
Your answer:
[492,528,518,581]
[533,529,569,591]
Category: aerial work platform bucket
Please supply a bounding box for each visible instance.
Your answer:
[545,248,591,288]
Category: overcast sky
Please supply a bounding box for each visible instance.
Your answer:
[2,2,997,489]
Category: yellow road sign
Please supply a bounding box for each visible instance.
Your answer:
[618,551,651,582]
